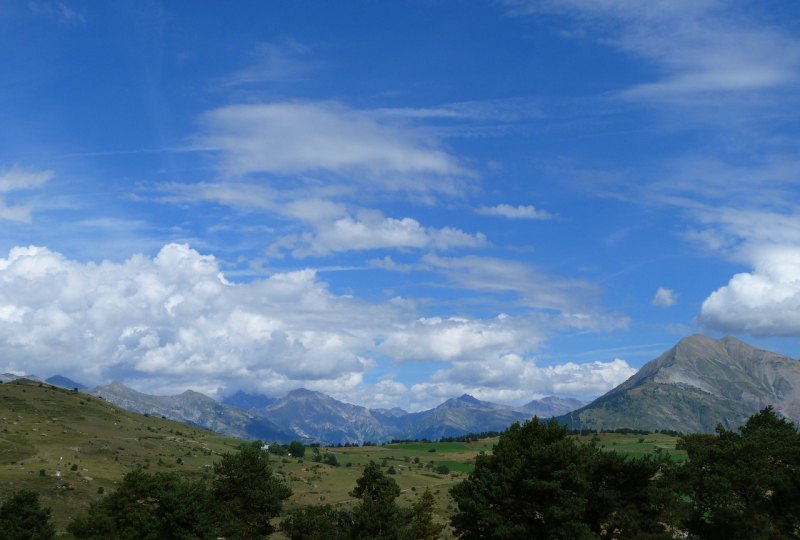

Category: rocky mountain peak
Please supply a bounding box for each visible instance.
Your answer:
[285,388,323,399]
[560,334,800,433]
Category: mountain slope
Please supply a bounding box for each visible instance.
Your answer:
[87,384,585,445]
[263,388,392,444]
[559,335,800,432]
[1,373,43,383]
[519,396,587,418]
[92,382,292,442]
[221,390,276,413]
[400,394,531,440]
[46,375,86,390]
[0,378,238,532]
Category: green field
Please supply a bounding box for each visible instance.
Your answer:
[0,379,684,537]
[573,431,687,461]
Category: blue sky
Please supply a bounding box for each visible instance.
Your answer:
[1,1,799,410]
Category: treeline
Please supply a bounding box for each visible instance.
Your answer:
[567,427,683,436]
[451,406,800,538]
[4,407,799,539]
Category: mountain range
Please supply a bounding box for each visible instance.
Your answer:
[25,334,800,442]
[92,381,292,442]
[89,383,584,444]
[558,334,800,433]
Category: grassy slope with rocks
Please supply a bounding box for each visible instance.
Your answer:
[0,378,241,531]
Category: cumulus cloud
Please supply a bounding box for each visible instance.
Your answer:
[378,314,548,363]
[197,101,470,198]
[476,203,553,220]
[699,247,800,335]
[0,243,628,406]
[652,287,678,308]
[407,355,635,409]
[0,243,401,394]
[0,166,53,222]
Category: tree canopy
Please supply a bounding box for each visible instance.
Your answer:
[212,441,293,539]
[672,406,800,539]
[450,416,672,539]
[0,489,56,540]
[68,441,291,540]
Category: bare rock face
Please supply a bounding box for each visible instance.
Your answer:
[559,335,800,433]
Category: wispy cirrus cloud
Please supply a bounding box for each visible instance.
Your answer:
[506,0,800,99]
[28,1,86,25]
[0,166,53,222]
[196,101,472,200]
[221,40,314,87]
[422,253,600,313]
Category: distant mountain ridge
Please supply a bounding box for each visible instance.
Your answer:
[1,373,43,383]
[221,390,277,413]
[558,335,800,433]
[23,335,800,441]
[46,375,86,390]
[92,382,292,442]
[90,383,585,444]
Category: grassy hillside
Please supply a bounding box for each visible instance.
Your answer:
[562,380,757,433]
[0,379,683,537]
[0,378,241,532]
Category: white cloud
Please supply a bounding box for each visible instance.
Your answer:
[508,0,800,99]
[652,287,678,308]
[374,97,545,123]
[407,355,635,409]
[691,207,800,258]
[282,209,487,257]
[0,243,405,394]
[0,243,620,403]
[344,379,411,411]
[28,1,86,25]
[699,246,800,336]
[422,254,598,312]
[476,203,553,220]
[156,181,278,211]
[379,314,548,363]
[197,101,470,198]
[222,40,312,86]
[0,166,53,222]
[156,182,486,257]
[646,167,800,336]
